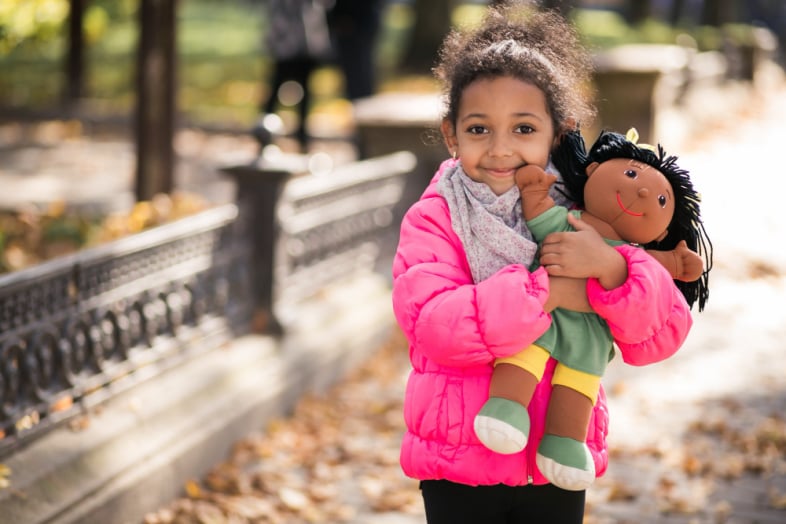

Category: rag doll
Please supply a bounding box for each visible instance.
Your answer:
[473,129,712,491]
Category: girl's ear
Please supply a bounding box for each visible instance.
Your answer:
[585,161,600,176]
[441,119,458,154]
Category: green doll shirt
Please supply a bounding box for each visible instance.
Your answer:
[527,207,627,376]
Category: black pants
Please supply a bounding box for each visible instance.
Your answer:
[263,56,318,145]
[420,480,585,524]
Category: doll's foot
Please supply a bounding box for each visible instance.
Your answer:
[473,397,530,454]
[536,434,595,491]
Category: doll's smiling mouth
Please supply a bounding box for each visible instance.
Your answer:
[617,193,643,216]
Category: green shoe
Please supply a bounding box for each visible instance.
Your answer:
[536,434,595,491]
[473,397,530,454]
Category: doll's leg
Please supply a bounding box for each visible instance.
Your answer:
[536,364,599,491]
[474,345,550,454]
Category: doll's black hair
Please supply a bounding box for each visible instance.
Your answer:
[552,129,713,311]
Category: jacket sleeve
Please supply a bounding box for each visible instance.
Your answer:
[392,198,552,369]
[587,244,693,366]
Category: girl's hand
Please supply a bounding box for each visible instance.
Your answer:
[544,276,592,313]
[539,213,628,290]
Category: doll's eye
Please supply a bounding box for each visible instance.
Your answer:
[658,195,667,207]
[624,169,637,178]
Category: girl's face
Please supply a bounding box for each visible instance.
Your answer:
[442,76,556,196]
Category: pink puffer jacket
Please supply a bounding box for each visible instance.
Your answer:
[391,159,692,486]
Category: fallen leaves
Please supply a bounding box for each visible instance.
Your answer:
[589,392,786,520]
[682,412,786,481]
[143,329,422,523]
[0,463,11,489]
[0,192,210,275]
[141,325,786,523]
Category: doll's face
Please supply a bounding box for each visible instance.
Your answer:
[583,158,675,244]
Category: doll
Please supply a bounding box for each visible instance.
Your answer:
[473,129,712,491]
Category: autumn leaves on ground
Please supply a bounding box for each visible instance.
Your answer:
[143,330,423,524]
[140,324,786,524]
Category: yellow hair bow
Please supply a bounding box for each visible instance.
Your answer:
[625,128,657,152]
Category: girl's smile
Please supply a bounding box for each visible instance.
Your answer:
[483,166,523,178]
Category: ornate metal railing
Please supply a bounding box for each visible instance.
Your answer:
[223,150,417,331]
[0,204,251,455]
[0,150,417,456]
[272,151,415,321]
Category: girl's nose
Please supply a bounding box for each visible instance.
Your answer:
[489,134,513,157]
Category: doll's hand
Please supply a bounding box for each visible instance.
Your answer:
[644,241,703,281]
[540,213,627,290]
[544,276,592,313]
[515,165,557,220]
[515,164,557,192]
[673,240,704,282]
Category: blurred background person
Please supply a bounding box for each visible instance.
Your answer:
[260,0,334,149]
[327,0,386,101]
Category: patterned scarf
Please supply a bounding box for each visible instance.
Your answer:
[437,163,538,283]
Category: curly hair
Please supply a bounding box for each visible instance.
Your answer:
[433,1,596,135]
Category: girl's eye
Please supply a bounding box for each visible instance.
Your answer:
[624,169,637,178]
[467,125,486,135]
[658,195,667,207]
[515,125,535,134]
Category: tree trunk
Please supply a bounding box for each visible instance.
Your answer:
[400,0,454,75]
[700,0,737,25]
[626,0,653,24]
[64,0,85,106]
[134,0,177,201]
[668,0,686,25]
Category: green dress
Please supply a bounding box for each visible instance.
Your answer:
[527,207,625,376]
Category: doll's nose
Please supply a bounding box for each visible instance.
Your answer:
[638,187,649,198]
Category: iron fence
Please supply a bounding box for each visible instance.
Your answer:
[0,149,418,457]
[0,204,251,455]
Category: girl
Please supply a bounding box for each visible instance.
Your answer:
[390,4,693,523]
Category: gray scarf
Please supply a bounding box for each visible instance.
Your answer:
[437,163,538,283]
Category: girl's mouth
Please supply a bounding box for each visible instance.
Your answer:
[617,193,643,216]
[486,168,516,178]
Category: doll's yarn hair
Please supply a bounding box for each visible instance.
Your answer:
[553,129,713,311]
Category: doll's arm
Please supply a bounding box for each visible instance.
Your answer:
[515,165,558,221]
[645,241,703,282]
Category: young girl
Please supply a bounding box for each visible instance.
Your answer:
[391,4,693,523]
